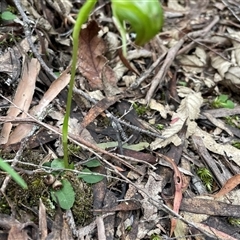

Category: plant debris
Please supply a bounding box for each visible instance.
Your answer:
[1,0,240,239]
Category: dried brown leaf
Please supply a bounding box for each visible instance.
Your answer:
[81,95,122,128]
[7,67,70,145]
[151,91,202,149]
[211,55,231,77]
[214,174,240,199]
[177,47,206,73]
[77,21,119,92]
[156,153,183,236]
[0,58,40,144]
[194,127,240,166]
[8,224,29,240]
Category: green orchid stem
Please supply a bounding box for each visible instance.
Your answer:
[62,0,163,169]
[62,0,97,169]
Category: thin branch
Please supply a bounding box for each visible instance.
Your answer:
[145,16,220,103]
[221,0,240,22]
[12,0,57,80]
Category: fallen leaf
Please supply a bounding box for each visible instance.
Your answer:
[7,66,70,145]
[214,174,240,199]
[81,95,122,129]
[151,91,203,149]
[39,199,48,240]
[195,223,238,240]
[156,153,183,236]
[0,58,40,144]
[77,21,119,92]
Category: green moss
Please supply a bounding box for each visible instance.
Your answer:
[155,124,164,130]
[150,234,162,240]
[65,171,93,226]
[0,150,93,226]
[196,167,213,191]
[68,143,82,156]
[0,198,11,215]
[232,142,240,149]
[228,217,240,226]
[133,102,149,116]
[225,115,240,128]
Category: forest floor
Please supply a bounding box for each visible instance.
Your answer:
[1,0,240,239]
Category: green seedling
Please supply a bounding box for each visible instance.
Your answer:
[212,94,234,109]
[197,167,213,191]
[228,217,240,226]
[62,0,164,168]
[46,159,75,210]
[151,234,162,240]
[178,81,187,87]
[232,142,240,149]
[133,102,149,115]
[126,225,132,231]
[225,115,239,128]
[155,124,164,130]
[6,5,17,14]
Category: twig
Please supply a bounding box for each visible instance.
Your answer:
[96,216,106,240]
[145,39,184,103]
[73,87,165,139]
[0,97,219,239]
[130,51,167,89]
[221,0,240,22]
[145,16,220,103]
[12,0,57,80]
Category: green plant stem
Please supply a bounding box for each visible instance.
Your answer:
[62,0,97,169]
[0,158,27,189]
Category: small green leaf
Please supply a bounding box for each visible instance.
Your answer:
[50,179,75,210]
[54,72,60,77]
[218,94,228,102]
[212,95,234,109]
[0,158,27,189]
[51,158,74,170]
[42,162,51,167]
[1,11,16,21]
[78,168,104,184]
[83,159,101,168]
[224,100,234,109]
[51,158,65,170]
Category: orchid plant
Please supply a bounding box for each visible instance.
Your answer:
[62,0,164,168]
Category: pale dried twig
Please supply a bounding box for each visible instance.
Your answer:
[12,0,57,80]
[145,16,220,103]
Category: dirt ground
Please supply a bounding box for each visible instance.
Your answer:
[1,0,240,239]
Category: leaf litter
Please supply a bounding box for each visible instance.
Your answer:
[1,0,240,239]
